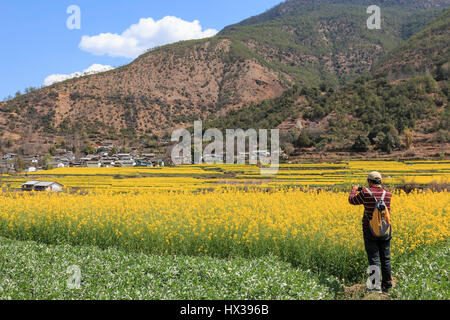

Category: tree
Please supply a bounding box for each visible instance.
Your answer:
[352,135,370,152]
[38,153,53,170]
[13,157,26,172]
[369,124,399,145]
[83,145,96,155]
[48,145,57,156]
[24,87,37,94]
[374,132,398,154]
[108,146,118,156]
[404,128,413,150]
[437,130,449,143]
[282,142,295,157]
[295,130,312,148]
[57,140,67,149]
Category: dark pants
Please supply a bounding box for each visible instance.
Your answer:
[363,229,392,291]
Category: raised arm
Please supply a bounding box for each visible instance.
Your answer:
[349,185,364,206]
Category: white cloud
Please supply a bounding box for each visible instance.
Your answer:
[79,16,218,59]
[44,64,114,86]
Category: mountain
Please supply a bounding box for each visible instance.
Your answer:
[374,9,450,80]
[0,0,449,156]
[205,8,450,157]
[218,0,450,86]
[1,38,288,149]
[222,0,450,29]
[205,74,449,157]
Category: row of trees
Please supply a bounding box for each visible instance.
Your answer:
[293,125,412,154]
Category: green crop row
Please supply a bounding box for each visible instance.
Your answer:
[0,236,334,300]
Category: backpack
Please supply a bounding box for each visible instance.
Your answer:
[365,189,392,239]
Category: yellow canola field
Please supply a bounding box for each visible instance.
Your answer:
[1,160,449,191]
[0,188,448,281]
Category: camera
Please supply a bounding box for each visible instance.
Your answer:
[358,186,364,192]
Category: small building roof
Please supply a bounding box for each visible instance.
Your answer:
[22,181,63,187]
[34,181,63,187]
[22,181,40,186]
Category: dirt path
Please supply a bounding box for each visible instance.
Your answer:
[343,283,390,300]
[342,278,398,300]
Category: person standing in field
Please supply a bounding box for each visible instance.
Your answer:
[349,171,393,294]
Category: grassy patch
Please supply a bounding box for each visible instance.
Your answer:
[391,241,450,300]
[0,236,333,300]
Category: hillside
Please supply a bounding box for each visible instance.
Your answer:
[374,9,450,80]
[0,0,449,156]
[204,74,449,158]
[0,38,287,151]
[222,0,450,30]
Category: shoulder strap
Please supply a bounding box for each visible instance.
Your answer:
[366,188,386,202]
[366,189,377,201]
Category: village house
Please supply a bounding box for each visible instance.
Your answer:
[21,181,40,191]
[25,166,37,173]
[117,159,136,167]
[0,160,15,173]
[117,153,133,160]
[86,160,102,168]
[100,158,116,167]
[2,153,17,160]
[48,160,66,169]
[142,153,156,159]
[21,181,63,192]
[79,154,99,166]
[69,161,83,167]
[135,159,153,167]
[55,148,67,156]
[23,155,40,164]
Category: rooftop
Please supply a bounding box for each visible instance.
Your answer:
[22,181,62,187]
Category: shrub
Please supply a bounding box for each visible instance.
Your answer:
[352,135,370,152]
[295,130,313,148]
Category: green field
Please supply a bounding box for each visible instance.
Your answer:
[0,237,447,300]
[0,236,333,300]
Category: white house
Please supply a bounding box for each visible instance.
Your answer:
[2,153,17,160]
[117,154,133,161]
[117,159,136,167]
[21,181,40,191]
[22,181,63,192]
[33,181,63,192]
[86,160,101,168]
[100,159,116,167]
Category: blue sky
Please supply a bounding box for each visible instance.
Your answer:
[0,0,282,99]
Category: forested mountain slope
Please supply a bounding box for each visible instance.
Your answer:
[0,0,448,156]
